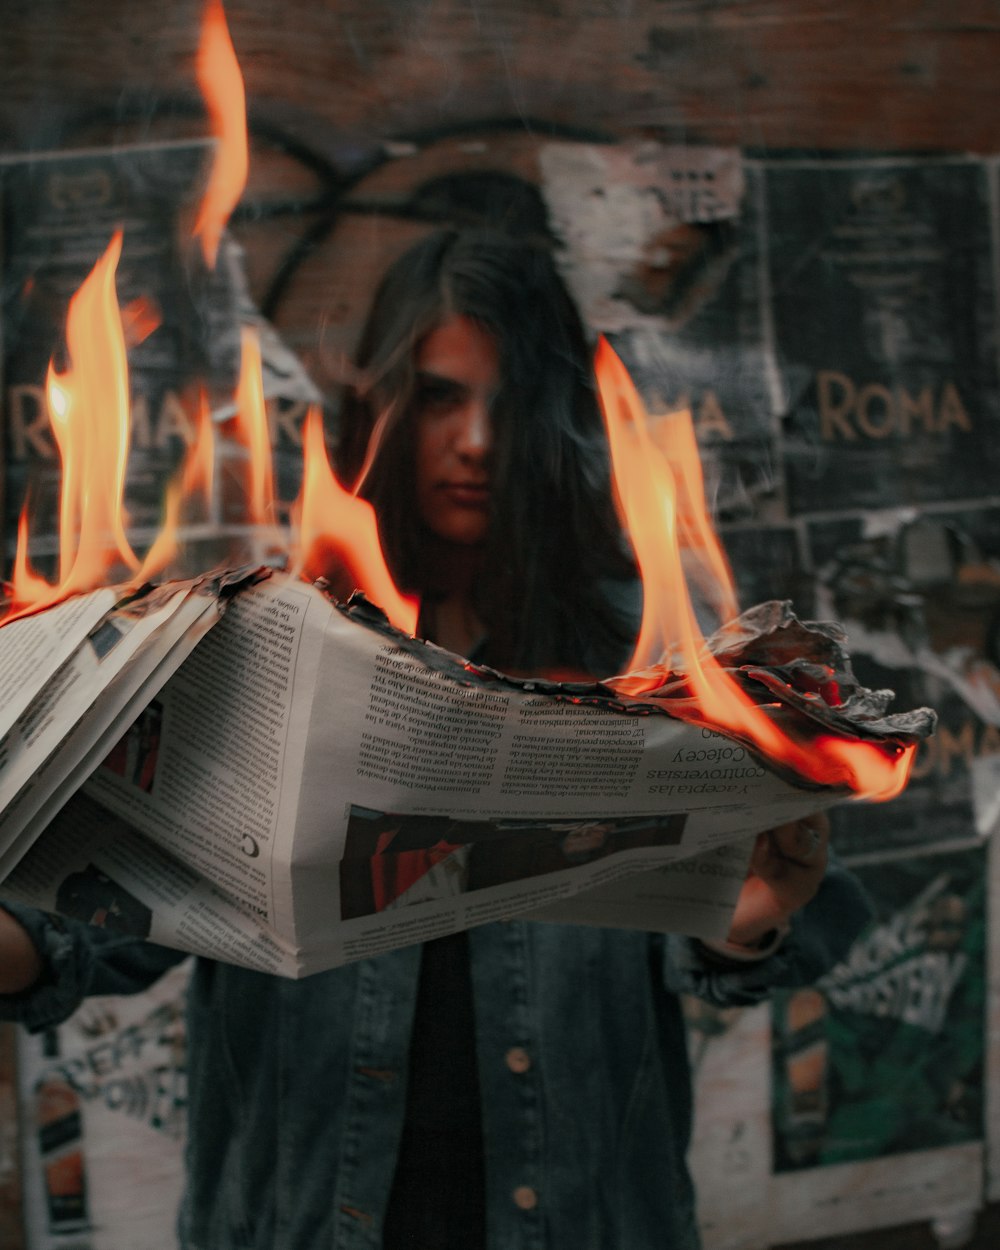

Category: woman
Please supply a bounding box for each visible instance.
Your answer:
[0,228,866,1250]
[337,228,639,678]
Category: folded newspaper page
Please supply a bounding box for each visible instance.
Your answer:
[0,570,262,875]
[0,589,119,742]
[0,572,934,978]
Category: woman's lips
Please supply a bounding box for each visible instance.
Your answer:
[439,482,490,508]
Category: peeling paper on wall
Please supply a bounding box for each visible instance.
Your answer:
[539,141,743,332]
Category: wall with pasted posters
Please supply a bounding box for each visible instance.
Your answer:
[2,3,1000,1247]
[646,154,1000,1247]
[6,139,998,1250]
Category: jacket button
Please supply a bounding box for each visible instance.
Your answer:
[513,1185,538,1211]
[505,1046,531,1073]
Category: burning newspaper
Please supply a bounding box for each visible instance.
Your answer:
[0,572,932,978]
[0,202,933,976]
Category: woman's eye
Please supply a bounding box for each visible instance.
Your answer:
[416,378,462,413]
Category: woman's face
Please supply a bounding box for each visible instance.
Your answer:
[413,315,498,547]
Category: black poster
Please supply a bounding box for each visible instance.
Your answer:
[764,158,1000,515]
[807,506,1000,855]
[0,140,239,570]
[720,524,807,613]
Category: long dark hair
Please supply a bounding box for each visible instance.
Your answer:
[336,228,639,676]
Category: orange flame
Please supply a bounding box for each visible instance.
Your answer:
[193,0,248,269]
[290,406,418,634]
[232,326,275,526]
[10,512,51,606]
[184,387,218,508]
[120,295,163,348]
[650,411,739,633]
[595,337,915,803]
[136,389,217,581]
[598,338,737,673]
[6,231,140,621]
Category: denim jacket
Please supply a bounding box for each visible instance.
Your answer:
[1,863,869,1250]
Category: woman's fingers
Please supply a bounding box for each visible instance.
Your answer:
[726,812,832,950]
[767,811,830,870]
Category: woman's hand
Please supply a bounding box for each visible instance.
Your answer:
[724,812,830,952]
[0,907,44,996]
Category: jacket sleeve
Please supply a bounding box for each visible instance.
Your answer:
[0,900,188,1033]
[662,858,874,1008]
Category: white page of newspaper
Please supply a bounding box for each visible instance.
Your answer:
[0,584,226,883]
[0,588,117,740]
[522,838,758,939]
[79,576,329,948]
[0,584,211,827]
[0,790,298,975]
[280,589,844,969]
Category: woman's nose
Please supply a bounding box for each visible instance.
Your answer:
[453,397,492,460]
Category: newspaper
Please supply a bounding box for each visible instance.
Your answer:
[0,571,933,978]
[0,572,257,877]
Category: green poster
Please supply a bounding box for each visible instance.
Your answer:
[772,846,986,1170]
